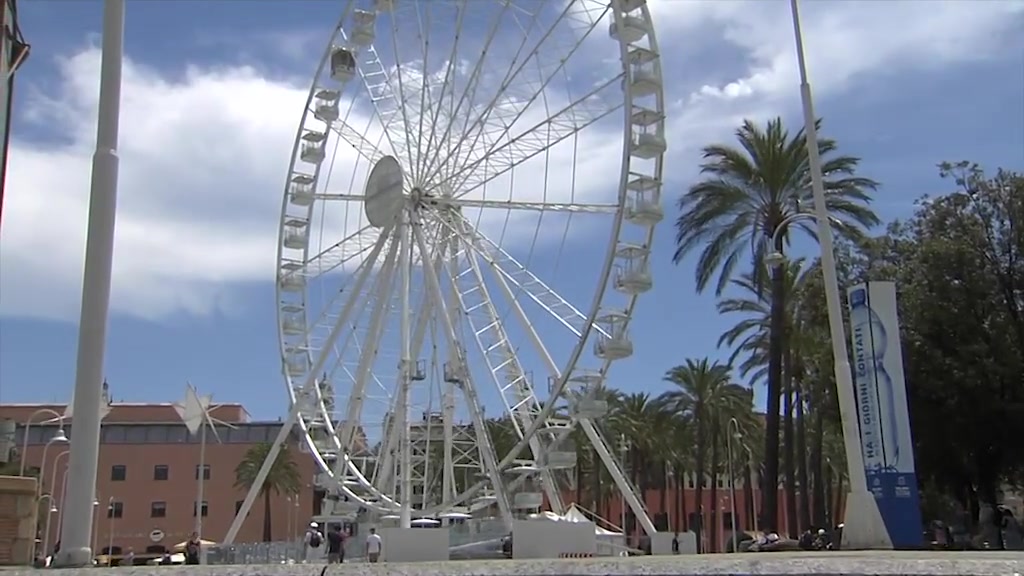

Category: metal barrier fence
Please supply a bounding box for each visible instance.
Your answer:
[206,526,510,565]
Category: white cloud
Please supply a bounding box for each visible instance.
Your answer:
[1,0,1019,322]
[0,40,624,321]
[650,0,1024,106]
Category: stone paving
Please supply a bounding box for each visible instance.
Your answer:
[3,551,1022,576]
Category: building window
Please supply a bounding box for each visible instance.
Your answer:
[111,465,127,481]
[195,464,210,481]
[193,501,208,517]
[153,465,169,481]
[107,501,124,519]
[151,501,167,518]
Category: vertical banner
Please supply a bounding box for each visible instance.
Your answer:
[848,281,922,548]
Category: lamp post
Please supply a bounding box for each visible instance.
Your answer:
[90,498,100,557]
[51,450,70,539]
[57,0,125,566]
[769,0,890,549]
[742,442,758,535]
[107,496,115,560]
[726,418,741,553]
[39,494,58,561]
[19,409,65,476]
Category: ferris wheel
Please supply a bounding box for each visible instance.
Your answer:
[254,0,666,536]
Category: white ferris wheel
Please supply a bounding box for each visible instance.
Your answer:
[229,0,666,540]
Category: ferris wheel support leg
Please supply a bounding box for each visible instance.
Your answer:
[374,239,446,496]
[578,418,657,536]
[223,403,300,545]
[337,237,401,453]
[397,210,415,529]
[412,219,516,529]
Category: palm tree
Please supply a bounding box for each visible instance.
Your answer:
[234,443,302,542]
[659,359,746,552]
[673,117,878,530]
[608,392,659,540]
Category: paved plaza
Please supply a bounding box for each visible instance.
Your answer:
[2,552,1022,576]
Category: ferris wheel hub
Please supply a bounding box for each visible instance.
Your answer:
[364,155,406,228]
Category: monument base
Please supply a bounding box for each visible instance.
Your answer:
[52,547,94,568]
[840,489,893,550]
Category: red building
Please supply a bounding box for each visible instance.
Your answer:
[1,402,317,559]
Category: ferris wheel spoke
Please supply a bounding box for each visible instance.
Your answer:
[388,5,420,184]
[411,215,516,523]
[434,209,610,340]
[438,76,622,198]
[312,192,366,202]
[417,0,527,184]
[337,234,401,454]
[436,197,619,214]
[423,1,610,188]
[330,119,390,168]
[415,0,468,183]
[353,41,418,171]
[295,224,379,281]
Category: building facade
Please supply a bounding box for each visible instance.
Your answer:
[1,403,317,559]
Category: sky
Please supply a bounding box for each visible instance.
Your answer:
[0,0,1022,425]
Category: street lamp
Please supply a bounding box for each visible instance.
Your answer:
[741,442,757,535]
[107,496,115,561]
[726,418,741,553]
[781,0,890,548]
[19,409,66,476]
[36,431,69,501]
[51,451,70,539]
[90,499,100,557]
[43,499,58,560]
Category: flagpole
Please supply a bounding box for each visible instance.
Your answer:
[195,417,207,556]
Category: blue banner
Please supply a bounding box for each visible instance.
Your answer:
[848,281,922,549]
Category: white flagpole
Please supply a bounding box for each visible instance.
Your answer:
[195,417,207,540]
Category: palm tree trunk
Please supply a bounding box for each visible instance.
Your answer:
[742,461,754,532]
[659,460,668,529]
[823,462,834,527]
[694,405,706,552]
[680,470,689,533]
[709,418,720,553]
[833,473,845,528]
[674,465,683,532]
[262,489,273,542]
[783,358,798,538]
[810,408,826,528]
[796,389,812,532]
[762,254,786,533]
[591,448,601,516]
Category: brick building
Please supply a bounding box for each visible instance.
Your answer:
[1,402,317,559]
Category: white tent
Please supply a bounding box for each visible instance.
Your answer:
[527,504,621,535]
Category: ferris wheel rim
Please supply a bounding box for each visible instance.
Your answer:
[273,0,667,518]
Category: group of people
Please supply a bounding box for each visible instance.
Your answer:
[304,521,383,563]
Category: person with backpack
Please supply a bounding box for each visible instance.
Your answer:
[304,522,324,563]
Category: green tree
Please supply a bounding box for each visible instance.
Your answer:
[234,443,302,542]
[852,162,1024,524]
[673,117,878,530]
[659,359,748,551]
